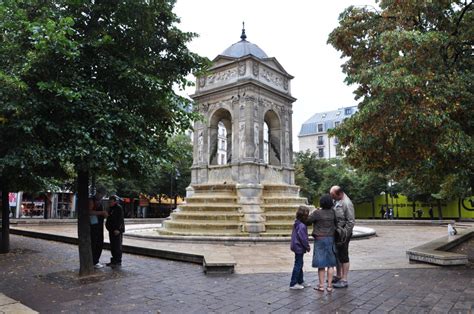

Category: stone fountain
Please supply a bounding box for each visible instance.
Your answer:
[159,27,307,237]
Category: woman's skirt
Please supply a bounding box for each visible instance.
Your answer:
[312,236,337,268]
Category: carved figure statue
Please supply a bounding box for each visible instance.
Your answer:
[254,123,259,159]
[239,122,245,158]
[198,131,203,162]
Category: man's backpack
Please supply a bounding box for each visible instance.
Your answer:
[333,211,347,245]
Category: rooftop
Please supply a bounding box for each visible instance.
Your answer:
[219,24,268,59]
[298,106,358,136]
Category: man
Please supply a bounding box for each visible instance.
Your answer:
[89,187,108,269]
[330,185,355,288]
[106,195,125,267]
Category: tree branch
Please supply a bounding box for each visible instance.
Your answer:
[453,1,472,35]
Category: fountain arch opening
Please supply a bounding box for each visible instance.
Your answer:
[209,108,232,165]
[264,110,281,166]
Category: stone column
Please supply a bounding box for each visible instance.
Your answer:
[236,183,264,236]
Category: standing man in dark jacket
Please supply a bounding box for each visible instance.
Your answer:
[106,195,125,267]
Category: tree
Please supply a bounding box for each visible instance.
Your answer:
[294,151,387,212]
[328,1,473,198]
[0,0,207,275]
[294,151,331,204]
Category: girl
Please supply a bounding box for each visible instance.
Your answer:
[307,194,337,292]
[289,205,311,290]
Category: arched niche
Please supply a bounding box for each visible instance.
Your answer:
[209,108,232,165]
[264,110,281,166]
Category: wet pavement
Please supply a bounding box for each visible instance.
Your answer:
[1,230,473,313]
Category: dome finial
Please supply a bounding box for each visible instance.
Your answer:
[240,21,247,41]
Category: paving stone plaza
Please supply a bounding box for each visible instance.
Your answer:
[1,223,473,313]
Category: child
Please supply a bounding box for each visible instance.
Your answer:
[289,205,311,290]
[307,194,338,292]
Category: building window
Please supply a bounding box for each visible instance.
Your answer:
[317,123,323,132]
[345,108,352,115]
[317,136,324,146]
[334,137,339,144]
[318,148,324,158]
[334,121,340,128]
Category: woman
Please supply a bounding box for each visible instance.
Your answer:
[307,194,337,292]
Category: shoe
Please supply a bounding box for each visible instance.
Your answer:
[106,262,121,267]
[300,282,312,288]
[94,263,104,269]
[332,276,341,283]
[313,285,325,292]
[333,280,348,288]
[289,284,304,290]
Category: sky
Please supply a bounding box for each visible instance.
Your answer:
[173,0,377,151]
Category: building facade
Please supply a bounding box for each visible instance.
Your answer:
[298,106,358,158]
[7,191,76,219]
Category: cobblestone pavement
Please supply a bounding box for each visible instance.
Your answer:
[12,223,464,273]
[1,235,473,313]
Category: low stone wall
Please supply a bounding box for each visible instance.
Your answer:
[406,227,474,266]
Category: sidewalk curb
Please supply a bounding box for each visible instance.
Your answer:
[10,228,235,274]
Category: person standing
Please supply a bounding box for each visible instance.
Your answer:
[307,195,338,292]
[330,186,355,288]
[106,195,125,267]
[89,187,108,269]
[289,205,311,290]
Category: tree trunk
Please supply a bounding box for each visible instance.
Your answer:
[371,198,375,219]
[77,170,93,276]
[437,199,443,221]
[0,182,10,253]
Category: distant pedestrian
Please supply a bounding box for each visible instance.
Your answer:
[330,186,355,289]
[429,207,434,220]
[89,187,108,269]
[289,205,311,290]
[380,206,385,219]
[307,194,338,292]
[106,195,125,268]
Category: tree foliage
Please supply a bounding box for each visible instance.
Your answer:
[0,0,207,272]
[295,151,387,204]
[328,0,473,198]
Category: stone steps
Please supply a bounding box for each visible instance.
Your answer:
[186,196,238,204]
[260,230,292,237]
[264,213,295,221]
[265,222,294,231]
[171,212,242,221]
[158,229,248,237]
[163,220,242,231]
[262,184,300,196]
[262,204,300,212]
[178,204,241,212]
[263,197,307,205]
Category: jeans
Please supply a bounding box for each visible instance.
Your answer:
[290,253,304,286]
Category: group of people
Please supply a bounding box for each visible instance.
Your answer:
[380,205,394,219]
[289,185,355,292]
[89,188,125,269]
